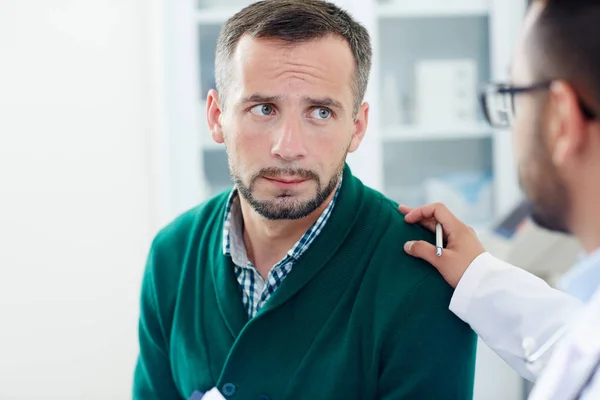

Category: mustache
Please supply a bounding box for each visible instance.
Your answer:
[253,167,320,182]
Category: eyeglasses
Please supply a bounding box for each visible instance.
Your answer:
[479,81,597,129]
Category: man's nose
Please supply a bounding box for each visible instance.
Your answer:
[271,117,308,161]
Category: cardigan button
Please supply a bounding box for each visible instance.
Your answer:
[222,383,237,396]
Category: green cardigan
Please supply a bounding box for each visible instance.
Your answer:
[133,165,476,400]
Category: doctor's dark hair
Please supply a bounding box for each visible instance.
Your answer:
[214,0,372,115]
[527,0,600,113]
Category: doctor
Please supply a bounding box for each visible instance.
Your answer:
[400,0,600,398]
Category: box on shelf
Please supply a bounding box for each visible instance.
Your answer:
[415,59,478,126]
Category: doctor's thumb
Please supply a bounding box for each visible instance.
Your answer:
[404,240,439,265]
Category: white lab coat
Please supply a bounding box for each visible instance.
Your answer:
[450,252,600,399]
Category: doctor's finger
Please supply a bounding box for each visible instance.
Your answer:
[404,240,444,266]
[404,241,463,288]
[403,203,463,234]
[398,204,414,214]
[398,205,437,232]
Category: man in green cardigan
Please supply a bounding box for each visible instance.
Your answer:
[133,1,477,399]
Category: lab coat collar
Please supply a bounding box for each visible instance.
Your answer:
[559,246,600,302]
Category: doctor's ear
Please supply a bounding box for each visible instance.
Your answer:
[207,89,224,144]
[548,81,588,167]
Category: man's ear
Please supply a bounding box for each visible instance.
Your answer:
[348,102,369,153]
[548,81,587,168]
[207,89,224,144]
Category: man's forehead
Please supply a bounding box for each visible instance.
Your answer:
[229,35,355,100]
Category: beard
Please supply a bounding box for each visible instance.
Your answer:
[520,173,570,234]
[518,113,571,234]
[230,160,345,221]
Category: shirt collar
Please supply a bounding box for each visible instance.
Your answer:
[222,188,241,258]
[559,247,600,302]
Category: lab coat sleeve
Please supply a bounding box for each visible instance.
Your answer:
[449,252,583,382]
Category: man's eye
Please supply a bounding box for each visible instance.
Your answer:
[310,107,332,120]
[250,104,274,116]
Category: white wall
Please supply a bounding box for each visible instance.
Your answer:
[0,1,162,398]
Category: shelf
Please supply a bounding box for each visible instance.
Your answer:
[196,6,240,24]
[382,122,492,142]
[377,0,489,19]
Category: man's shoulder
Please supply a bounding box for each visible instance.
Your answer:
[145,190,230,288]
[358,189,468,346]
[141,190,231,317]
[361,185,435,248]
[359,186,450,299]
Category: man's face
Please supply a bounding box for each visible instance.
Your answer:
[212,35,368,220]
[511,3,570,233]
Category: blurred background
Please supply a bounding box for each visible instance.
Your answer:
[0,0,549,398]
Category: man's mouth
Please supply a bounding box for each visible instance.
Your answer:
[264,176,307,184]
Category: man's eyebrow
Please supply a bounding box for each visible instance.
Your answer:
[239,94,344,110]
[240,94,282,104]
[304,96,344,110]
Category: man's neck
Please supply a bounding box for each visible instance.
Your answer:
[239,186,339,279]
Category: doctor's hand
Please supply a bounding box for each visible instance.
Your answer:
[399,203,486,288]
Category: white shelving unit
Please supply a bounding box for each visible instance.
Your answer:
[345,0,525,230]
[377,0,489,18]
[382,123,492,142]
[196,7,240,24]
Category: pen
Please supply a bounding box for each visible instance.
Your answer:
[436,222,443,257]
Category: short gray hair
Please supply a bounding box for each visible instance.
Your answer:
[214,0,372,115]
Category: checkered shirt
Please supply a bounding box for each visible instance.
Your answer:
[222,180,342,319]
